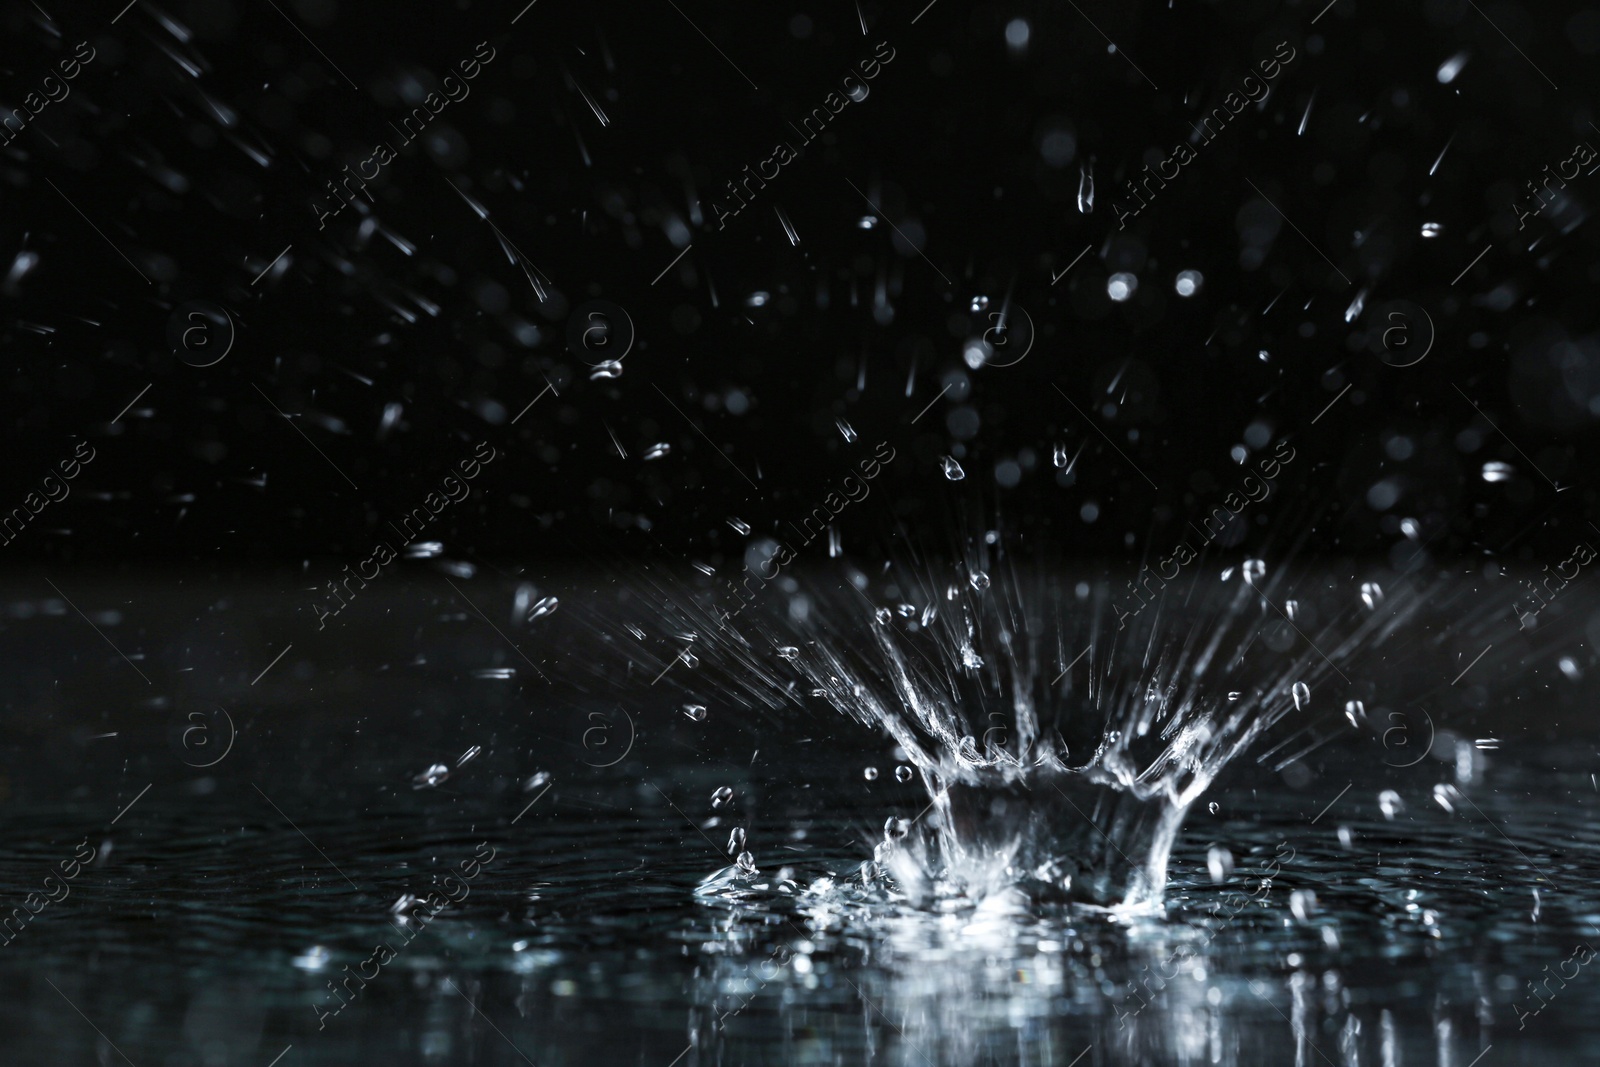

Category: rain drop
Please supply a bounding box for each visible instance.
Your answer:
[527,595,559,621]
[682,703,707,721]
[1207,846,1234,884]
[1107,272,1137,302]
[1482,461,1514,483]
[941,456,966,481]
[1053,442,1068,467]
[969,571,991,592]
[1360,582,1384,609]
[591,360,623,379]
[412,763,449,789]
[895,765,913,783]
[1378,789,1402,819]
[643,442,671,460]
[1242,559,1266,583]
[711,785,734,808]
[969,295,990,313]
[1174,269,1203,297]
[727,826,746,855]
[863,766,879,780]
[1077,163,1094,213]
[1292,681,1311,710]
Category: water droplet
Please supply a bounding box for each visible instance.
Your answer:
[1077,163,1094,213]
[1482,461,1514,483]
[1174,269,1203,297]
[457,745,482,767]
[857,215,878,229]
[940,456,966,481]
[1475,737,1500,750]
[1289,889,1318,922]
[682,703,707,721]
[1378,789,1402,819]
[524,770,551,791]
[1053,442,1069,468]
[590,360,623,379]
[643,442,671,460]
[1206,846,1234,884]
[1344,700,1367,728]
[776,646,800,663]
[1285,599,1299,621]
[1337,825,1354,848]
[1437,51,1469,84]
[836,418,857,443]
[727,826,746,855]
[969,294,990,313]
[1360,582,1384,609]
[1420,222,1442,238]
[884,816,910,840]
[1292,681,1311,710]
[407,541,444,559]
[679,649,700,668]
[728,517,752,535]
[527,595,559,621]
[711,785,734,808]
[472,667,517,680]
[863,766,879,781]
[746,291,770,307]
[1226,692,1240,702]
[1208,801,1220,814]
[1107,272,1137,302]
[969,571,990,592]
[1242,559,1266,584]
[874,607,893,625]
[1433,782,1462,813]
[894,765,913,783]
[1560,656,1582,680]
[736,850,757,874]
[1344,288,1367,323]
[412,763,449,789]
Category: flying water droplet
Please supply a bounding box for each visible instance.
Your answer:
[1475,737,1500,750]
[895,765,913,783]
[863,766,879,780]
[527,595,559,621]
[590,360,623,379]
[1285,599,1299,620]
[884,817,910,840]
[1053,443,1068,467]
[1174,269,1203,297]
[969,295,990,313]
[940,455,965,480]
[1344,700,1367,728]
[728,517,752,535]
[412,763,449,789]
[1289,889,1318,922]
[1437,51,1470,84]
[711,786,734,808]
[836,418,857,443]
[524,771,551,791]
[682,703,707,721]
[1107,272,1137,302]
[1378,789,1402,819]
[679,649,700,668]
[1344,288,1367,323]
[969,571,990,592]
[1360,582,1384,609]
[1420,222,1442,238]
[727,826,746,855]
[1482,461,1514,482]
[643,442,671,460]
[776,645,800,661]
[1292,682,1311,710]
[1077,163,1095,213]
[1208,801,1221,814]
[1433,782,1463,813]
[1242,559,1266,584]
[1207,846,1234,883]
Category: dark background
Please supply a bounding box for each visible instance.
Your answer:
[3,0,1599,579]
